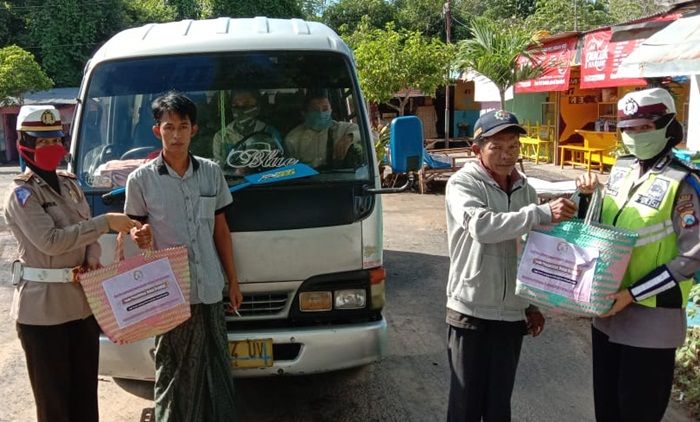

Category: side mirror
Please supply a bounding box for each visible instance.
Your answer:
[390,116,423,173]
[364,116,423,194]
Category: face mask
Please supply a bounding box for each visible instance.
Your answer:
[304,110,332,131]
[621,127,668,160]
[20,143,66,171]
[232,106,259,123]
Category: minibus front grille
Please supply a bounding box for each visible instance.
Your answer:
[229,293,289,317]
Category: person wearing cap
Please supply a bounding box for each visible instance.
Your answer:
[576,87,700,421]
[3,105,139,422]
[212,89,283,176]
[445,110,577,421]
[284,90,363,169]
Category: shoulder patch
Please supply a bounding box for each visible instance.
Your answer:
[14,172,34,182]
[13,187,33,207]
[56,170,77,179]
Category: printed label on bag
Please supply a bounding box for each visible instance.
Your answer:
[517,232,599,303]
[102,257,186,328]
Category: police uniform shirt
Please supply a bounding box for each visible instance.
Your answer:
[594,157,700,348]
[124,154,233,305]
[3,171,110,325]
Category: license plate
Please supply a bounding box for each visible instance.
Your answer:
[229,338,273,368]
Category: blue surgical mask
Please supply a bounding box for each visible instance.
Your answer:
[304,110,332,131]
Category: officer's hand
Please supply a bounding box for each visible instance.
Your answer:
[131,224,152,249]
[600,289,634,318]
[106,213,142,233]
[575,171,600,194]
[549,198,577,223]
[84,256,102,271]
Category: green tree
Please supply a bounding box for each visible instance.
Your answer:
[27,0,123,86]
[0,45,53,106]
[608,0,665,24]
[322,0,396,34]
[208,0,303,19]
[526,0,611,33]
[456,16,542,109]
[346,20,454,116]
[300,0,333,19]
[122,0,177,26]
[0,2,27,47]
[480,0,536,22]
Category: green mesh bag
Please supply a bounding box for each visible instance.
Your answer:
[515,188,638,316]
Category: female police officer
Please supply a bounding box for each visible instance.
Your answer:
[577,88,700,421]
[3,105,140,422]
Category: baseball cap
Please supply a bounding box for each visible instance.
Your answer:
[16,105,65,138]
[473,110,526,140]
[617,88,675,129]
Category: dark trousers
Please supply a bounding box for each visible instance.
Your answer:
[591,326,676,422]
[16,316,100,422]
[447,319,526,422]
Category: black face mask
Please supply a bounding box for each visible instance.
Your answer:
[232,106,259,132]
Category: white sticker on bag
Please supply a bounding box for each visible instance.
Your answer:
[517,231,599,303]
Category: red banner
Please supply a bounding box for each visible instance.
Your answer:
[580,29,648,89]
[515,37,577,93]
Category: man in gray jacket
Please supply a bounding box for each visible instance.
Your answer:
[445,110,577,422]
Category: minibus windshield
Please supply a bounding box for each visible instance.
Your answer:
[75,52,371,190]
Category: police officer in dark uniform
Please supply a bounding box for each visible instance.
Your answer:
[3,105,140,422]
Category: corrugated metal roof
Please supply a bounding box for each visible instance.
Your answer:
[22,87,78,105]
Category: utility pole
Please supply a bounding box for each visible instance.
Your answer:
[443,0,451,148]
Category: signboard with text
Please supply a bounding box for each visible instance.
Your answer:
[580,29,648,89]
[516,37,577,93]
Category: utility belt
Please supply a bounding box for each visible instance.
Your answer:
[11,261,78,285]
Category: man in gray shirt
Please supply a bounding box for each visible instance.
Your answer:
[126,92,242,421]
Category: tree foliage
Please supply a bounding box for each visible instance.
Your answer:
[608,0,665,24]
[346,20,454,115]
[456,16,543,109]
[208,0,303,19]
[26,0,123,86]
[323,0,396,34]
[525,0,611,34]
[121,0,177,27]
[0,45,53,106]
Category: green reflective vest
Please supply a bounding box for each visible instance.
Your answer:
[601,156,692,308]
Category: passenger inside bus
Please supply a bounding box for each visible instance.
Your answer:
[212,89,283,176]
[284,90,363,170]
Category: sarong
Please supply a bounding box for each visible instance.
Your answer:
[154,302,237,422]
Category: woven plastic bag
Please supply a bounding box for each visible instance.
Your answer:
[79,233,191,344]
[515,188,638,316]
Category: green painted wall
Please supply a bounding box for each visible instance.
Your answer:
[506,92,549,126]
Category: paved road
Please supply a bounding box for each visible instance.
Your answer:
[0,164,692,421]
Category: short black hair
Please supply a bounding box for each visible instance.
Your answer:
[152,91,197,125]
[304,88,330,110]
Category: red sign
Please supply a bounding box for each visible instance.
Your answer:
[580,29,648,89]
[515,37,577,93]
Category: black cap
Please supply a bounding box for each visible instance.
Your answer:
[473,110,526,140]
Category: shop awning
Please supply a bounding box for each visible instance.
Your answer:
[580,14,680,89]
[617,13,700,78]
[515,37,578,93]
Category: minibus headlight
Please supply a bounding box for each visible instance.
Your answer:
[334,289,366,309]
[299,291,332,312]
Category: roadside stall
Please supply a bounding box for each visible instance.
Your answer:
[514,34,578,164]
